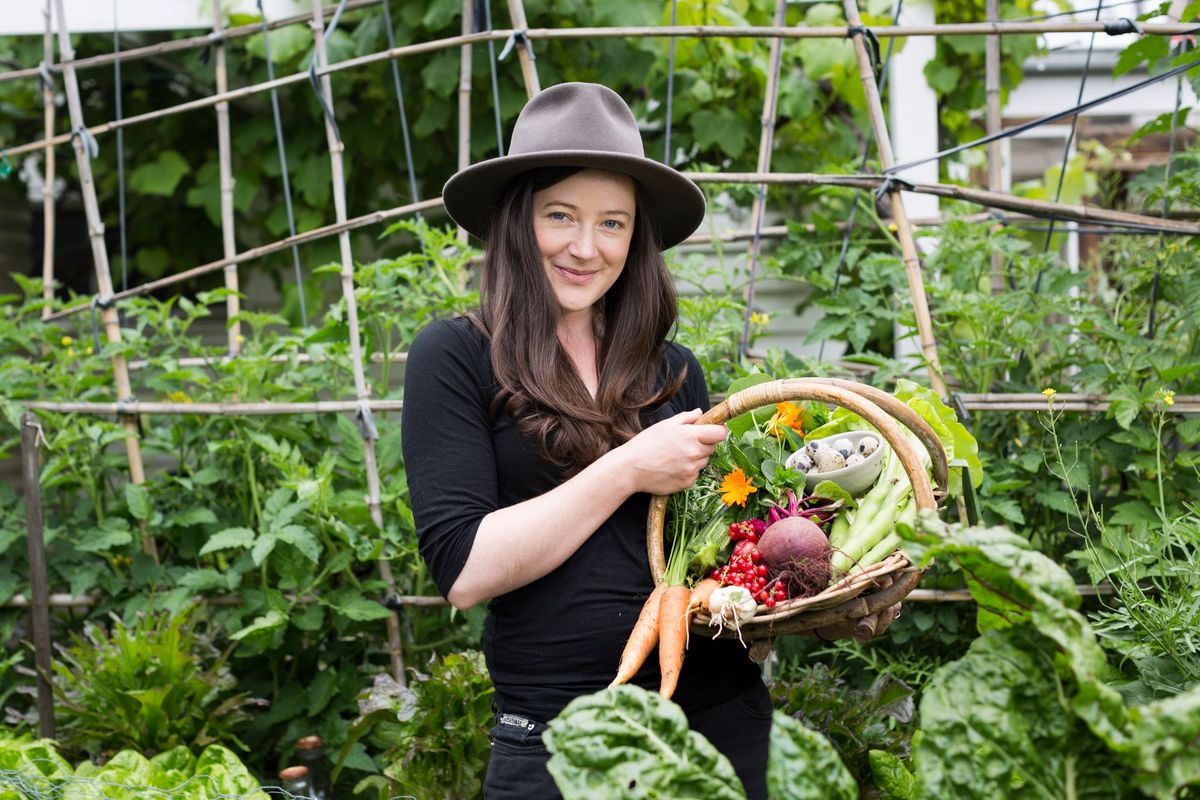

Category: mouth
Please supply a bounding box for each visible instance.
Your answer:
[554,265,598,285]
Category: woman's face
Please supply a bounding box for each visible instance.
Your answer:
[531,168,636,324]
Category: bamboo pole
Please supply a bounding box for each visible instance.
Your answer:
[41,164,1200,325]
[843,0,946,394]
[5,17,1194,89]
[44,197,442,322]
[213,0,242,354]
[52,0,156,560]
[739,0,788,360]
[506,0,541,98]
[458,0,473,243]
[21,414,55,738]
[25,399,405,415]
[10,21,1200,160]
[3,584,1123,608]
[308,0,406,684]
[0,0,382,85]
[985,0,1006,293]
[23,394,1200,417]
[40,1,57,318]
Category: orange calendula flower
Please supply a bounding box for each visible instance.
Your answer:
[719,468,758,507]
[766,401,805,439]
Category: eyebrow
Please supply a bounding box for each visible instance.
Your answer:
[541,200,632,218]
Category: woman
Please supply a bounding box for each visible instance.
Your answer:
[402,82,892,799]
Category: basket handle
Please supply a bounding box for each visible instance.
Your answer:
[647,379,943,584]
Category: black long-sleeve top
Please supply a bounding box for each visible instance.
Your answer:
[401,316,758,724]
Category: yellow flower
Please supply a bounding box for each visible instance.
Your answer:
[1168,242,1180,253]
[888,222,899,233]
[1155,388,1175,406]
[750,312,770,328]
[236,334,246,345]
[766,401,805,439]
[167,391,194,404]
[60,336,73,347]
[719,468,757,507]
[1042,387,1057,399]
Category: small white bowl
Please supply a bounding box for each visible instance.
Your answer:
[786,430,887,497]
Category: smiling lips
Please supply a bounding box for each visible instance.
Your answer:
[555,265,599,285]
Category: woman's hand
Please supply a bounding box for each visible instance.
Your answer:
[615,409,728,496]
[808,576,902,644]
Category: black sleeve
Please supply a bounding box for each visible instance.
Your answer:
[401,319,498,599]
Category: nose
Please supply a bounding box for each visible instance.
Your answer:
[566,228,598,261]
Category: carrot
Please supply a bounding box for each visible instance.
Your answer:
[610,584,667,687]
[688,578,721,617]
[657,584,692,699]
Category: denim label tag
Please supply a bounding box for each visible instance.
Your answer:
[499,713,532,728]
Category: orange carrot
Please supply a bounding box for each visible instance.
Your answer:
[688,578,721,617]
[657,584,692,699]
[610,584,668,687]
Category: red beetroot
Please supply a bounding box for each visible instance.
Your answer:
[757,516,831,597]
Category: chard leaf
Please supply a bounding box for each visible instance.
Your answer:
[545,685,746,800]
[869,749,915,799]
[913,625,1121,800]
[768,711,857,800]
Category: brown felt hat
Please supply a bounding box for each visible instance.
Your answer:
[441,82,706,250]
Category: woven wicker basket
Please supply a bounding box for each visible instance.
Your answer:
[646,378,948,647]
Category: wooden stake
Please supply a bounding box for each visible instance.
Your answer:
[41,0,57,319]
[21,414,55,738]
[213,0,242,354]
[740,0,788,360]
[309,0,406,684]
[458,0,473,243]
[52,0,156,560]
[985,0,1005,294]
[505,0,541,98]
[843,0,945,394]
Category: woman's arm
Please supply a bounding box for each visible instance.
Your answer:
[447,408,726,609]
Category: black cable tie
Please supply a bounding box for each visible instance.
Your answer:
[72,125,99,159]
[498,29,533,61]
[383,593,404,611]
[875,174,915,198]
[847,24,882,74]
[1103,17,1140,35]
[207,30,226,46]
[308,64,343,145]
[38,61,56,93]
[950,392,971,423]
[355,400,380,441]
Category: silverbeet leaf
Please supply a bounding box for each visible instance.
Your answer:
[768,712,857,800]
[545,685,747,800]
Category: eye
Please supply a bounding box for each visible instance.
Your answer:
[602,219,626,231]
[548,211,570,222]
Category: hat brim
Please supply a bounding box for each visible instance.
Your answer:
[441,151,706,251]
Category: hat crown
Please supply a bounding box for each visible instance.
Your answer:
[509,83,645,159]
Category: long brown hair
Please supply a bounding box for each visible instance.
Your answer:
[473,167,686,471]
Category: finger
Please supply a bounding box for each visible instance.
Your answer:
[875,603,900,636]
[692,424,729,445]
[675,408,705,423]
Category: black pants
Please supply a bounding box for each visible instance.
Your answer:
[482,680,772,800]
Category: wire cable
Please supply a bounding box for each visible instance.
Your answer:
[113,0,128,293]
[380,0,422,200]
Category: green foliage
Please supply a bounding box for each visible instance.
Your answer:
[0,226,481,776]
[769,663,915,791]
[339,651,494,800]
[543,684,747,799]
[766,712,858,800]
[893,514,1200,799]
[49,609,253,760]
[0,734,269,800]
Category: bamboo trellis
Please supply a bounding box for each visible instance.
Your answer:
[9,0,1198,724]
